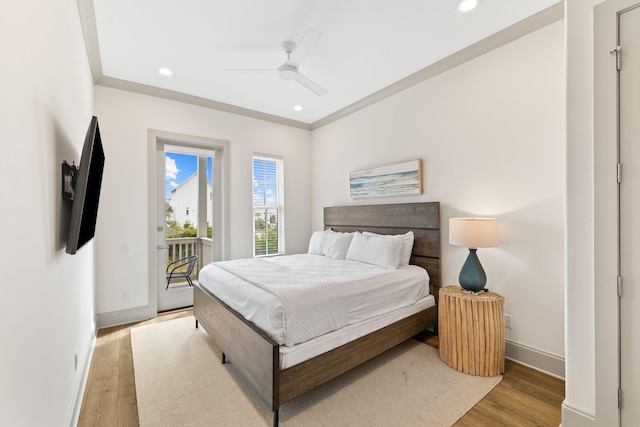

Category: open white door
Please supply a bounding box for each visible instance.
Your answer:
[151,133,228,312]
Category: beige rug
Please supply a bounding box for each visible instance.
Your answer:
[132,316,501,427]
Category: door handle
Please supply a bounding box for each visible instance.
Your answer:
[157,245,169,250]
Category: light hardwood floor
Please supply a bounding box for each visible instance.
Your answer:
[78,308,564,426]
[414,331,565,426]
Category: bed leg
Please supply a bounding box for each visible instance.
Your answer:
[195,319,199,329]
[273,409,279,427]
[222,353,226,364]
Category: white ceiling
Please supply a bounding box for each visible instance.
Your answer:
[82,0,562,127]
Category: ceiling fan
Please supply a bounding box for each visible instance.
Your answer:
[226,29,328,96]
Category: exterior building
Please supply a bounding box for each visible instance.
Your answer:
[169,172,213,227]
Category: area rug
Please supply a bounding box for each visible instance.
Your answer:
[131,316,501,427]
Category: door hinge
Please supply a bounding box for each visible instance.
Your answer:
[610,46,621,71]
[617,163,622,184]
[617,276,623,296]
[619,388,623,409]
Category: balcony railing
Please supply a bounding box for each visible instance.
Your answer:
[166,237,212,284]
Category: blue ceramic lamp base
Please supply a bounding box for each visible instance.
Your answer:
[459,248,487,292]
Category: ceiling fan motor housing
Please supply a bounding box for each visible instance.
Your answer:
[278,64,298,80]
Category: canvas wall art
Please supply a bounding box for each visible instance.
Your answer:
[349,159,422,199]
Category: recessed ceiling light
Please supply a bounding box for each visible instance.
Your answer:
[158,67,173,76]
[293,105,303,111]
[457,0,481,13]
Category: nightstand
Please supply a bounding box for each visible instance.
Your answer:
[438,286,505,376]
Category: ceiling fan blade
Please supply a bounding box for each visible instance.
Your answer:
[295,72,327,96]
[287,28,321,67]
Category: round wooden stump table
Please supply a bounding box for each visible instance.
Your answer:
[439,286,505,376]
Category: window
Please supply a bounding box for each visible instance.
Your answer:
[253,155,284,256]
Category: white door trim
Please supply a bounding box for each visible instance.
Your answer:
[147,129,230,315]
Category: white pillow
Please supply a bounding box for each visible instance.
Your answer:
[363,231,414,266]
[307,230,354,259]
[345,232,404,269]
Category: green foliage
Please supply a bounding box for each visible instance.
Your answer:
[254,210,279,256]
[166,220,213,239]
[182,220,197,237]
[166,219,197,238]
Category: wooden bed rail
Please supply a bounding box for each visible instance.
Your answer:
[194,284,280,410]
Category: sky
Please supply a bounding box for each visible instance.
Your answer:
[165,152,213,199]
[165,152,278,205]
[253,158,278,207]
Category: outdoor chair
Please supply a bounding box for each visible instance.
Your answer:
[166,255,198,290]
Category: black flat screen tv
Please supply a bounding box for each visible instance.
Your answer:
[65,116,105,255]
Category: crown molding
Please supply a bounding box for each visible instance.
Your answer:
[95,76,312,130]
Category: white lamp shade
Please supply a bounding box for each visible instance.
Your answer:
[449,218,499,248]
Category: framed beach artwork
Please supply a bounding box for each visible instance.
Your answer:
[349,159,423,199]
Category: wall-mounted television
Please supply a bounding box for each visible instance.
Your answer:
[62,116,105,255]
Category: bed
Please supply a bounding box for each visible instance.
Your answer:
[193,202,441,426]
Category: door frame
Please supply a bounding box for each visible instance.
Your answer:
[147,129,230,315]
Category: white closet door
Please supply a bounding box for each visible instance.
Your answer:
[619,5,640,425]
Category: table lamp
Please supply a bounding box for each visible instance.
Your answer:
[449,218,499,292]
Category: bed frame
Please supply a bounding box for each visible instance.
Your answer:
[194,202,440,426]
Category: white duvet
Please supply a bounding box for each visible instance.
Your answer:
[198,254,430,347]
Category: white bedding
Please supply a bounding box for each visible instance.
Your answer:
[280,294,435,369]
[213,258,349,346]
[198,253,430,347]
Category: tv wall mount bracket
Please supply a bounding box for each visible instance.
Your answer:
[61,161,78,202]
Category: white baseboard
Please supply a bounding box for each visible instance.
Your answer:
[505,339,565,379]
[96,304,156,329]
[67,320,97,427]
[561,402,596,426]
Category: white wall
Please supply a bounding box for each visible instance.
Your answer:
[93,86,311,316]
[312,22,566,365]
[0,0,96,426]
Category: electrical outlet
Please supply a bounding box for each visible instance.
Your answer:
[504,314,513,329]
[74,352,78,371]
[120,290,129,302]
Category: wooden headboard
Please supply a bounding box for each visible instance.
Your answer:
[324,202,441,301]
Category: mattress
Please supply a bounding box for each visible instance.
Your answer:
[279,294,435,369]
[198,253,430,346]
